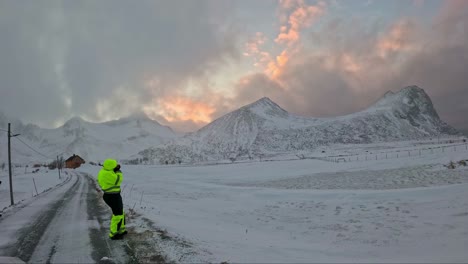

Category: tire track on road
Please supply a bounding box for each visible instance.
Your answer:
[28,173,94,263]
[0,172,137,263]
[0,174,79,262]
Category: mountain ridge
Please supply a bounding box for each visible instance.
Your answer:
[0,112,178,163]
[140,86,459,163]
[0,86,461,164]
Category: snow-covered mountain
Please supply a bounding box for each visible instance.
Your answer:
[0,112,178,164]
[140,86,459,163]
[0,85,460,165]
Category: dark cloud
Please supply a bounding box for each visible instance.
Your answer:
[1,0,466,133]
[396,39,468,130]
[0,2,70,126]
[233,1,468,131]
[0,0,239,126]
[394,1,468,129]
[278,56,361,117]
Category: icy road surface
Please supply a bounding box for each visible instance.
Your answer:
[0,172,134,263]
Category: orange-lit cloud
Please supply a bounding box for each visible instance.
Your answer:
[257,51,273,68]
[243,32,288,80]
[146,96,216,125]
[233,1,468,131]
[256,0,326,81]
[143,0,468,132]
[275,1,325,46]
[244,32,267,57]
[243,1,326,82]
[341,53,362,74]
[243,32,274,70]
[276,50,289,67]
[279,0,301,10]
[265,50,292,80]
[376,20,416,58]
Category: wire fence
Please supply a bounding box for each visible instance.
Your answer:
[324,142,468,163]
[114,142,468,220]
[119,184,157,219]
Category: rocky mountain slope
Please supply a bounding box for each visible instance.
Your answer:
[139,86,458,163]
[0,86,459,165]
[0,112,178,163]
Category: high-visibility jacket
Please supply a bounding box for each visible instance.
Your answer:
[97,159,123,193]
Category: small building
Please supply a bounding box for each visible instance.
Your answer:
[65,154,85,169]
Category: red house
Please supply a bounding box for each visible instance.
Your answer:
[65,154,85,169]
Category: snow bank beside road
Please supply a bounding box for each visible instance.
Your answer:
[0,168,67,211]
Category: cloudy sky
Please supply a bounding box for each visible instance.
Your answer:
[1,0,467,132]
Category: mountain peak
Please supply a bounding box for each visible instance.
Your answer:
[401,85,423,92]
[124,111,152,121]
[397,85,427,99]
[106,111,154,125]
[248,97,279,107]
[243,97,289,118]
[375,86,429,107]
[255,96,274,103]
[103,111,173,130]
[367,85,455,133]
[63,116,86,127]
[68,116,85,122]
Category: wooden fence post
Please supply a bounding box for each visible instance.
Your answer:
[139,191,144,206]
[32,177,38,196]
[129,184,135,199]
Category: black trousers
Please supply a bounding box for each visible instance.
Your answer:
[103,193,123,215]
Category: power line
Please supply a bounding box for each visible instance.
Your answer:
[45,149,69,159]
[2,127,69,159]
[14,136,51,159]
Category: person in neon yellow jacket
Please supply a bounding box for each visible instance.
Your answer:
[97,159,127,240]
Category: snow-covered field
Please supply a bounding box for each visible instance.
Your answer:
[0,168,67,211]
[2,140,466,263]
[80,142,468,263]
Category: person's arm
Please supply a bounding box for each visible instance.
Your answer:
[114,164,123,184]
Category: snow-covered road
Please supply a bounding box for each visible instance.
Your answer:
[0,172,136,263]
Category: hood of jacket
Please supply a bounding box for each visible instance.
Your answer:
[103,159,118,171]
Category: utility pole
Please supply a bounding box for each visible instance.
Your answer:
[57,156,61,180]
[8,123,20,206]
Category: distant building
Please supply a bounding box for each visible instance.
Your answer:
[65,154,85,169]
